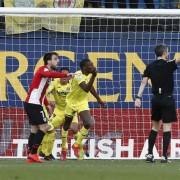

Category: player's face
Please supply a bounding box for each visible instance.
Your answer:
[60,70,69,84]
[50,55,59,68]
[84,61,95,74]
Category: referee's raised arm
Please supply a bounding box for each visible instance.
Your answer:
[135,44,178,163]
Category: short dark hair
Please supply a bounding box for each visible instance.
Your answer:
[154,45,168,57]
[43,52,58,65]
[80,59,91,70]
[60,67,69,72]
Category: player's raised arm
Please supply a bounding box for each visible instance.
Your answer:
[40,70,68,78]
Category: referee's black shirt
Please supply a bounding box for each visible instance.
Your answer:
[143,59,178,95]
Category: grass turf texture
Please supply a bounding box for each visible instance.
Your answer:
[0,159,180,180]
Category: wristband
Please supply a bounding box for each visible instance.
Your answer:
[135,95,142,100]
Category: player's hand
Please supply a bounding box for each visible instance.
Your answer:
[135,98,141,108]
[67,73,75,78]
[66,73,76,80]
[92,67,97,77]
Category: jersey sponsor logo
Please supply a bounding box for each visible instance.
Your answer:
[57,90,69,96]
[5,137,180,159]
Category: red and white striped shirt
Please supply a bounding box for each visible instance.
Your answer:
[25,66,67,106]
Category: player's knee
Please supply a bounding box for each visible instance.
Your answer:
[152,125,159,132]
[163,123,172,132]
[70,123,78,134]
[30,125,38,133]
[39,123,51,133]
[84,117,94,129]
[152,121,161,131]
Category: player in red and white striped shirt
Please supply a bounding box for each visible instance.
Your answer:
[24,52,72,163]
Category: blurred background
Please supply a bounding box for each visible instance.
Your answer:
[0,0,180,8]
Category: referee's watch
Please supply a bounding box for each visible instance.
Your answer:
[135,95,142,100]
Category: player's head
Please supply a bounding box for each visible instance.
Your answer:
[155,45,169,60]
[80,59,95,74]
[43,52,59,69]
[60,67,70,84]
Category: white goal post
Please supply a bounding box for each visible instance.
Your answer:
[0,8,180,17]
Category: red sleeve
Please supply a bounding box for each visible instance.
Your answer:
[39,67,68,78]
[40,71,67,78]
[44,97,49,106]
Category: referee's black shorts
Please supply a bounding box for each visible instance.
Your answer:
[151,95,177,123]
[24,102,48,125]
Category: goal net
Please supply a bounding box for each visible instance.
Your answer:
[0,8,180,159]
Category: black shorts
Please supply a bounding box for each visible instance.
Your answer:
[151,95,177,123]
[24,102,48,125]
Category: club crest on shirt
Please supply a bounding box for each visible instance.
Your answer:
[75,73,83,81]
[53,0,76,8]
[14,0,34,7]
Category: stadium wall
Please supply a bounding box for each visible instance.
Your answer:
[0,31,180,159]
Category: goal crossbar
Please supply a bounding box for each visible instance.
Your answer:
[0,8,180,18]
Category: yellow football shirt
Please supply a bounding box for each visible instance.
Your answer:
[66,70,92,106]
[47,79,71,110]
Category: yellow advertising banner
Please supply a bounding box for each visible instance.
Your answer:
[5,0,84,34]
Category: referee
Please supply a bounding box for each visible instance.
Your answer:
[135,45,180,163]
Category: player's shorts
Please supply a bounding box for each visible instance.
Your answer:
[49,108,78,129]
[24,102,48,125]
[151,95,177,123]
[65,102,89,117]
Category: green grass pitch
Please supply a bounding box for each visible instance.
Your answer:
[0,159,180,180]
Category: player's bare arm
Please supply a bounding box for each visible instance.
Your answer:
[40,69,68,78]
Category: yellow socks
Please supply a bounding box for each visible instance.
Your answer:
[41,131,55,156]
[76,127,88,145]
[61,128,68,150]
[46,131,56,155]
